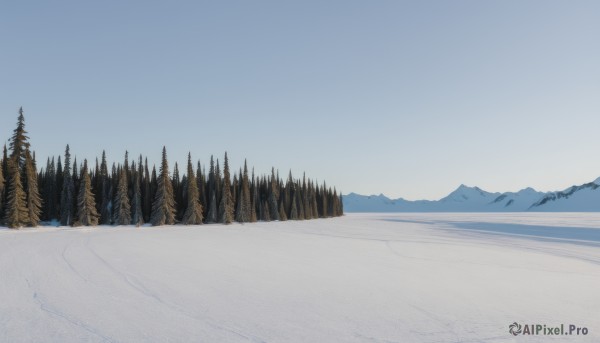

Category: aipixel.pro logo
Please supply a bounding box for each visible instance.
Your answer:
[509,322,588,336]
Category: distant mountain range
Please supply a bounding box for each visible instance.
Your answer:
[343,177,600,212]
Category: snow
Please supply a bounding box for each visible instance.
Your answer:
[1,214,600,342]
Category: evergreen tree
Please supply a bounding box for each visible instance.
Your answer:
[302,174,310,219]
[197,161,207,218]
[310,181,319,219]
[42,157,57,221]
[131,168,144,226]
[1,145,8,184]
[142,158,152,222]
[9,107,30,169]
[55,156,63,220]
[150,147,176,226]
[206,190,217,223]
[4,159,28,228]
[75,160,99,226]
[218,152,234,224]
[150,165,157,213]
[113,168,131,225]
[289,191,298,220]
[123,151,130,186]
[235,160,252,223]
[250,170,258,222]
[182,153,203,225]
[278,199,288,221]
[94,152,105,216]
[60,145,75,226]
[268,168,280,221]
[98,151,112,224]
[1,146,8,219]
[261,200,270,221]
[205,156,218,223]
[321,183,328,217]
[172,162,183,220]
[72,157,79,218]
[24,151,42,226]
[215,159,222,205]
[232,173,239,217]
[0,158,4,221]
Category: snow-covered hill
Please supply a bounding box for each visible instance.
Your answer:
[344,177,600,212]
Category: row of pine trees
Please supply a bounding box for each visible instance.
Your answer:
[0,108,343,228]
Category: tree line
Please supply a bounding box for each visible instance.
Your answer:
[0,108,343,228]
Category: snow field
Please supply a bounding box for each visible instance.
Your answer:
[1,213,600,342]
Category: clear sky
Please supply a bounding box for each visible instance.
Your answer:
[1,1,599,200]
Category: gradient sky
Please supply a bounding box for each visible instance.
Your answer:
[1,1,599,200]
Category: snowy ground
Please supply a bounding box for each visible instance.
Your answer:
[1,213,600,342]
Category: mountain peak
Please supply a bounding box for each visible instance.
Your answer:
[343,176,600,212]
[440,184,494,203]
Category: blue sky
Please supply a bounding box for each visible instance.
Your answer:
[1,1,599,200]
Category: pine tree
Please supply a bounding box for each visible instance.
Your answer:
[24,151,42,226]
[215,159,222,205]
[250,170,258,222]
[123,151,131,200]
[321,183,328,217]
[261,200,270,221]
[150,165,157,211]
[278,199,288,221]
[205,156,218,223]
[289,191,298,220]
[268,168,280,221]
[113,168,131,225]
[98,151,111,224]
[9,107,30,169]
[72,158,79,218]
[197,161,207,218]
[218,152,234,224]
[302,174,310,219]
[4,159,28,228]
[1,146,8,220]
[131,168,144,226]
[206,190,217,223]
[172,162,183,221]
[75,160,99,226]
[231,173,239,217]
[0,158,5,221]
[1,145,8,184]
[310,181,319,219]
[95,152,106,217]
[42,157,57,221]
[142,158,152,222]
[235,160,252,223]
[182,153,203,225]
[55,156,63,220]
[150,147,176,226]
[60,145,75,226]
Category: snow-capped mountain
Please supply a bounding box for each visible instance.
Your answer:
[343,177,600,212]
[528,178,600,212]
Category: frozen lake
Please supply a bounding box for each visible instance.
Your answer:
[1,213,599,342]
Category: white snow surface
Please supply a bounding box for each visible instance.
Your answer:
[1,214,600,342]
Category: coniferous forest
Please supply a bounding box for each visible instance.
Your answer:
[0,108,343,228]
